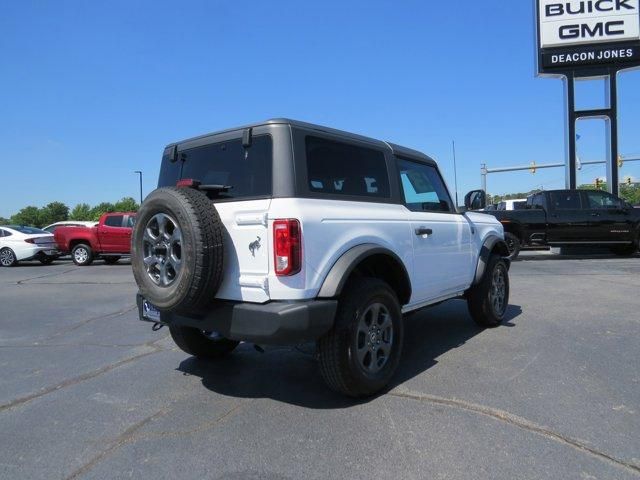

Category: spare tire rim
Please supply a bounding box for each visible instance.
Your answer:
[490,266,507,316]
[142,213,183,287]
[356,302,393,374]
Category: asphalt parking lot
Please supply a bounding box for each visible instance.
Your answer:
[1,251,639,480]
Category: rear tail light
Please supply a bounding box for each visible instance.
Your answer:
[176,178,201,188]
[273,219,301,276]
[25,237,53,245]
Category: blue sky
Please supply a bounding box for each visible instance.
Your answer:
[1,0,638,217]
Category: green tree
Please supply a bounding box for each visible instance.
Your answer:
[90,202,116,221]
[70,203,93,221]
[0,217,9,225]
[40,201,69,226]
[114,197,139,212]
[10,206,43,227]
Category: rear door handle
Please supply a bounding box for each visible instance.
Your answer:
[415,227,433,236]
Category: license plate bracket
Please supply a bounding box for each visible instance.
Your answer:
[142,299,161,322]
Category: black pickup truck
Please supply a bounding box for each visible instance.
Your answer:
[466,189,640,260]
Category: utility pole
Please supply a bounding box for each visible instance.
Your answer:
[134,171,143,205]
[452,140,459,208]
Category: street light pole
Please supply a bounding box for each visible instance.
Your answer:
[134,171,143,205]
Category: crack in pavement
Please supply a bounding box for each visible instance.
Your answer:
[389,388,640,476]
[64,401,244,479]
[13,268,78,285]
[64,408,169,480]
[0,336,168,413]
[40,306,137,342]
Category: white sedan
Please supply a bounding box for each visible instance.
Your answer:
[0,225,60,266]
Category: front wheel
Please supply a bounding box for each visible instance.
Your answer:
[0,248,17,267]
[467,254,510,328]
[71,244,94,266]
[317,278,404,398]
[169,326,239,359]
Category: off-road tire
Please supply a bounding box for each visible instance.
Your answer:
[169,326,239,359]
[131,187,224,315]
[0,248,17,267]
[103,256,121,265]
[317,278,404,398]
[467,254,510,328]
[504,232,521,261]
[71,244,94,266]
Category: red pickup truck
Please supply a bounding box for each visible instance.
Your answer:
[54,212,136,265]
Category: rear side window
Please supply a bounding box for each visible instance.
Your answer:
[305,136,390,198]
[397,158,453,213]
[179,136,272,200]
[550,192,582,209]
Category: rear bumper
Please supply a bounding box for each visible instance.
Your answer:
[18,246,60,261]
[136,294,338,345]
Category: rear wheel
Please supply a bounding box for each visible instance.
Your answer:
[467,254,510,328]
[317,278,403,397]
[169,326,239,359]
[504,232,521,261]
[71,244,94,266]
[104,256,121,265]
[0,248,17,267]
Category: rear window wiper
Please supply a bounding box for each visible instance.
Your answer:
[176,179,233,193]
[199,184,233,193]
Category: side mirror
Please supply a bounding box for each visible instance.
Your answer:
[464,190,486,211]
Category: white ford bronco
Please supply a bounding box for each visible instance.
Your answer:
[132,119,510,397]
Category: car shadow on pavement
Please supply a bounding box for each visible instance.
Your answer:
[177,299,522,410]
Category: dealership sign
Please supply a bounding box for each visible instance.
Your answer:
[536,0,640,74]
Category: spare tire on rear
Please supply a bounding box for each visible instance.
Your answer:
[131,186,224,315]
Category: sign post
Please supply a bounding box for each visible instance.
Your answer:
[535,0,640,195]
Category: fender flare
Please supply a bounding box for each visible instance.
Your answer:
[473,235,510,285]
[318,244,411,303]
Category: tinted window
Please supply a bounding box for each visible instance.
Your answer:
[7,226,47,235]
[513,201,527,210]
[398,158,453,213]
[0,229,5,237]
[531,194,545,208]
[104,215,124,227]
[179,136,272,199]
[550,192,582,210]
[585,191,622,209]
[126,216,136,228]
[305,137,390,198]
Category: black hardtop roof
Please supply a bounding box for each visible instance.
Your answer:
[166,118,437,165]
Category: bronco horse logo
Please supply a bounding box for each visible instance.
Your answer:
[249,236,261,257]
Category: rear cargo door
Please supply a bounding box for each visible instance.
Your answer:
[178,134,273,303]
